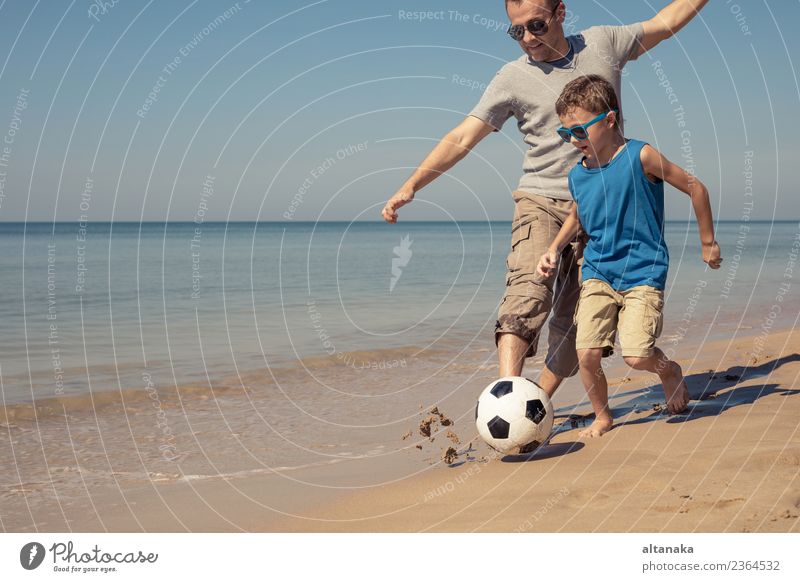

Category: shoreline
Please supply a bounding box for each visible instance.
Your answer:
[2,325,799,532]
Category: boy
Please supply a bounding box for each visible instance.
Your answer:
[537,75,722,438]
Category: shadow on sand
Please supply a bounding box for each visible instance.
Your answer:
[500,441,585,463]
[556,353,800,434]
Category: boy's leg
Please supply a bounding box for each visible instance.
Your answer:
[624,349,689,414]
[577,348,613,437]
[574,279,620,437]
[618,287,689,414]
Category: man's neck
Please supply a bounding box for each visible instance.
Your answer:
[544,35,571,63]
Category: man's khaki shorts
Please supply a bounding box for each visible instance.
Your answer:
[574,278,664,358]
[495,192,584,378]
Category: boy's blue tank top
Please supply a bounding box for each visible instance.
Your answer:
[568,139,668,291]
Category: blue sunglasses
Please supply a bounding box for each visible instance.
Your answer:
[557,109,618,143]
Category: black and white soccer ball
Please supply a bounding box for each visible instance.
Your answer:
[475,376,554,454]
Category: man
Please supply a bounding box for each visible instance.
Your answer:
[381,0,710,398]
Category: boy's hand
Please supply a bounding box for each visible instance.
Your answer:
[703,241,723,269]
[381,189,414,224]
[537,249,559,278]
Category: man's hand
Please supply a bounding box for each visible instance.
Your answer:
[380,116,495,225]
[381,188,414,224]
[703,241,723,269]
[537,249,559,278]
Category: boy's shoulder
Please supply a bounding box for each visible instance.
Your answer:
[617,138,653,162]
[627,139,663,170]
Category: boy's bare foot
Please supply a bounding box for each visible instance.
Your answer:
[578,414,613,438]
[660,361,689,414]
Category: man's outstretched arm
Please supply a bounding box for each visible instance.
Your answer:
[636,0,710,56]
[381,116,495,224]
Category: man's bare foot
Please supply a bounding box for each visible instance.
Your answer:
[660,361,689,414]
[578,414,613,438]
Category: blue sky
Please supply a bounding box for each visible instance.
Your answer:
[0,0,797,222]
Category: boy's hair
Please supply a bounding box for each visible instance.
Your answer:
[556,75,621,123]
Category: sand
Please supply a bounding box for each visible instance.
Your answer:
[268,327,800,533]
[2,327,799,533]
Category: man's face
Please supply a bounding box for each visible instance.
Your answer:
[506,0,566,63]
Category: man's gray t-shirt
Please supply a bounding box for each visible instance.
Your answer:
[469,23,644,202]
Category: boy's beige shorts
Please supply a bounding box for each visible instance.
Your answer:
[574,278,665,358]
[495,192,584,378]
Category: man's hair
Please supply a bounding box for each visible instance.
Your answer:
[556,75,621,121]
[506,0,562,10]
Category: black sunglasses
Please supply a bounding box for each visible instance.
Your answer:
[507,2,562,41]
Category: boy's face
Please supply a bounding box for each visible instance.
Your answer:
[558,106,618,162]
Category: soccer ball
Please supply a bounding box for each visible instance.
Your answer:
[475,376,554,454]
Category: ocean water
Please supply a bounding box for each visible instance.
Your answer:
[0,220,798,406]
[1,220,799,529]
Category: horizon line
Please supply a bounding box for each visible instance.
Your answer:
[1,219,798,224]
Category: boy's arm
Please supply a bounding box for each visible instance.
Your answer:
[640,144,723,269]
[381,116,495,224]
[636,0,710,57]
[537,205,581,277]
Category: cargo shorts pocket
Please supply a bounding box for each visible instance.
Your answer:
[505,220,535,285]
[642,290,665,338]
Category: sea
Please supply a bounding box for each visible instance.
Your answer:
[0,220,797,403]
[0,220,798,529]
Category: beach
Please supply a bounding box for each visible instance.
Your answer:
[1,221,799,532]
[275,329,800,533]
[2,324,798,533]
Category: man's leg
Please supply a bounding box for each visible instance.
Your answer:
[496,333,564,398]
[537,366,564,398]
[497,332,530,377]
[495,195,575,389]
[494,198,553,380]
[540,223,583,395]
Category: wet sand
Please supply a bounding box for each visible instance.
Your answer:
[2,326,799,533]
